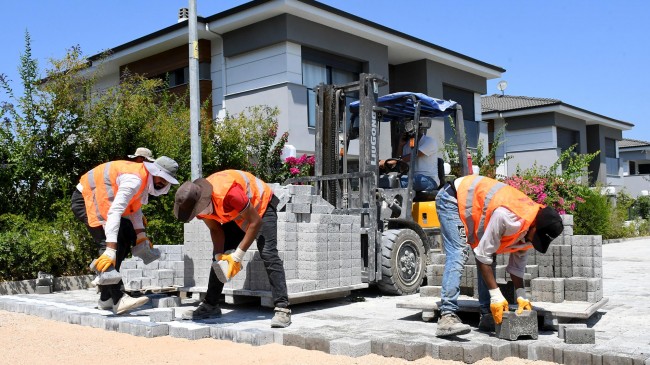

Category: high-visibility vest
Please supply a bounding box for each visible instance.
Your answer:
[198,170,273,231]
[456,175,541,254]
[79,161,149,227]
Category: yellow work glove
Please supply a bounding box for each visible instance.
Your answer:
[95,247,117,272]
[489,288,509,325]
[515,288,532,314]
[216,248,245,280]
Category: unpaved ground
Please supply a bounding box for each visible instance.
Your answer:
[0,310,555,365]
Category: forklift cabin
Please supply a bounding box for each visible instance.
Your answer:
[286,73,469,295]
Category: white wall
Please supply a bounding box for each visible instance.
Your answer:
[507,148,560,176]
[623,175,650,197]
[506,125,556,153]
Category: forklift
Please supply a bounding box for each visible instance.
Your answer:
[286,73,469,295]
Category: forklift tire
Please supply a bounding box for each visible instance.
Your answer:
[377,228,426,295]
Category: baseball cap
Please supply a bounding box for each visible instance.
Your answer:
[173,178,213,222]
[145,156,179,185]
[128,147,155,162]
[531,206,564,254]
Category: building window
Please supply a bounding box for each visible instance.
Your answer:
[605,138,619,176]
[629,161,636,175]
[442,85,478,149]
[639,163,650,174]
[302,48,361,128]
[557,127,580,153]
[154,62,211,88]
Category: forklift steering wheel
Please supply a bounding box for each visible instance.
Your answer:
[383,158,409,174]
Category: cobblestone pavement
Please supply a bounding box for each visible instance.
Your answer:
[1,238,649,364]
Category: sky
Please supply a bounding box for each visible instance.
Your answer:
[2,0,648,142]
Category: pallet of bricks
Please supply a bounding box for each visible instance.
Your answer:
[120,245,185,292]
[423,214,604,311]
[181,184,365,306]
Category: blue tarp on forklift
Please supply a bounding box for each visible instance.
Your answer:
[349,92,457,122]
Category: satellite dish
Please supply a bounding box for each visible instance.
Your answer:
[497,80,508,95]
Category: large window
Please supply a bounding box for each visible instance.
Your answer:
[605,138,619,176]
[154,62,211,88]
[442,85,478,149]
[557,127,580,153]
[302,48,361,128]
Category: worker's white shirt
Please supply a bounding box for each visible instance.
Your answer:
[77,174,147,242]
[402,134,439,185]
[471,206,529,278]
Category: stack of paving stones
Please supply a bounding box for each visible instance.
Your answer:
[119,245,185,291]
[423,214,605,306]
[182,184,364,298]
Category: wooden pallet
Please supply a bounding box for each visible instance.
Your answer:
[396,295,609,321]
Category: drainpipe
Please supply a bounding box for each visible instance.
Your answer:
[206,23,227,121]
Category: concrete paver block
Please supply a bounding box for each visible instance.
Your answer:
[491,342,512,361]
[35,285,52,294]
[147,308,175,322]
[462,342,489,363]
[558,323,588,339]
[564,327,596,344]
[563,347,594,365]
[330,337,371,357]
[495,310,539,341]
[439,342,464,362]
[168,323,210,340]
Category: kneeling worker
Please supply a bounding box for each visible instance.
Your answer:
[174,170,291,328]
[435,175,564,336]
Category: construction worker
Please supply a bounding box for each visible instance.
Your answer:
[173,170,291,328]
[71,156,179,314]
[434,175,563,337]
[127,147,155,163]
[380,130,440,190]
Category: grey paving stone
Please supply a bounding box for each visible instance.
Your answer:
[304,335,330,352]
[491,342,512,361]
[495,310,539,340]
[558,323,588,339]
[527,341,556,361]
[462,342,488,363]
[439,342,464,362]
[603,353,635,365]
[329,337,371,357]
[565,327,596,344]
[146,308,175,322]
[168,323,210,340]
[402,341,427,361]
[283,332,307,349]
[564,347,596,365]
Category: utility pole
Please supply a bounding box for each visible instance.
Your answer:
[188,0,202,180]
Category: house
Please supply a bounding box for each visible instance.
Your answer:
[86,0,504,161]
[482,95,634,186]
[619,138,650,197]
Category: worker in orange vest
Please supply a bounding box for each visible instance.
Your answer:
[173,170,291,328]
[71,156,179,314]
[434,175,563,337]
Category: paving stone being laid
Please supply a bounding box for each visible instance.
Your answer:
[558,323,588,339]
[495,310,539,341]
[564,327,596,344]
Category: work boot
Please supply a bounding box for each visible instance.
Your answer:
[435,312,471,337]
[270,307,291,328]
[97,297,113,310]
[113,295,149,315]
[182,301,222,320]
[478,313,495,332]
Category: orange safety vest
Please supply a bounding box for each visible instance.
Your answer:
[198,170,273,231]
[457,175,541,254]
[79,161,149,227]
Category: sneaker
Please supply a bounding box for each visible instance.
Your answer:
[435,312,471,337]
[97,298,113,310]
[478,313,495,332]
[113,295,149,315]
[182,301,222,320]
[271,307,291,328]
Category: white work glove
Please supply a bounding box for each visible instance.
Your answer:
[489,288,509,325]
[515,288,532,314]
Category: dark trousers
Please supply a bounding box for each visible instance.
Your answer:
[71,189,136,304]
[204,202,289,308]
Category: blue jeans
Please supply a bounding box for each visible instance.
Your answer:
[435,184,467,314]
[477,257,496,315]
[400,174,437,191]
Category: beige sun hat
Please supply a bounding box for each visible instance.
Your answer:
[128,147,155,162]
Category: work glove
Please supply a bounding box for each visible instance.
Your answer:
[515,288,532,314]
[489,288,509,325]
[215,248,245,281]
[94,247,117,272]
[136,232,153,249]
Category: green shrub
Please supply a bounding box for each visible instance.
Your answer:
[574,188,610,237]
[634,195,650,219]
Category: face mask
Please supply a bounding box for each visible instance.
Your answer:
[149,179,171,197]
